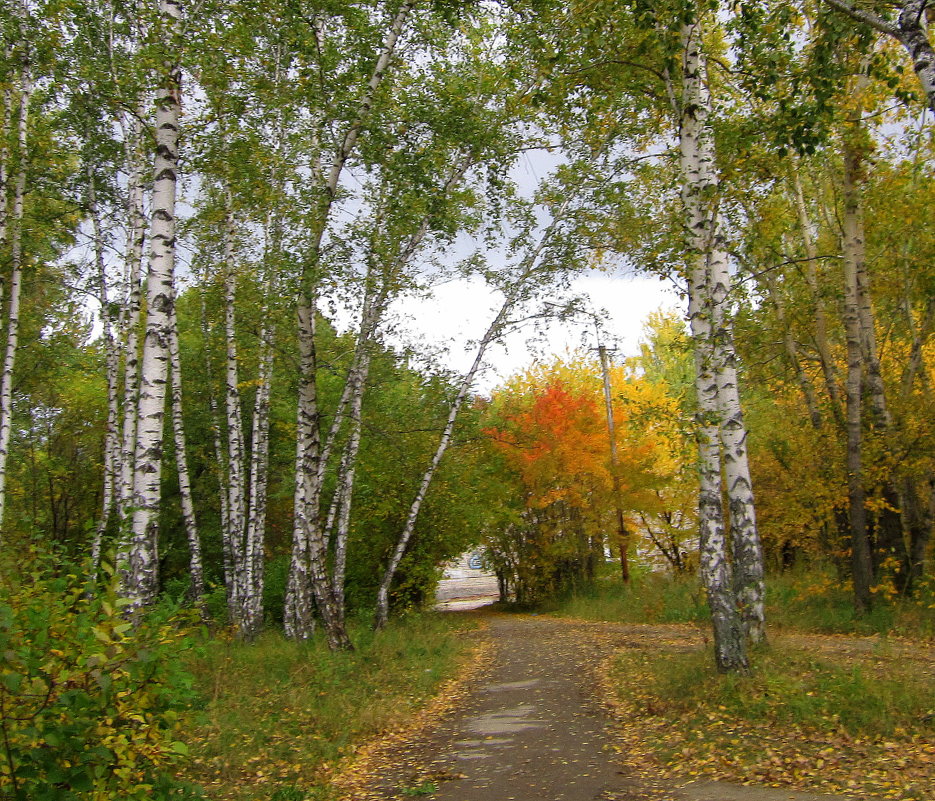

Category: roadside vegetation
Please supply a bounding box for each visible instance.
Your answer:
[178,613,479,801]
[549,566,935,800]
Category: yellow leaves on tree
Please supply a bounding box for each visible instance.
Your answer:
[482,351,689,596]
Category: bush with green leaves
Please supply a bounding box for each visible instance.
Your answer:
[0,559,201,800]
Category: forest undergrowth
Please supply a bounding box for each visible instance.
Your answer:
[555,568,935,800]
[177,613,480,801]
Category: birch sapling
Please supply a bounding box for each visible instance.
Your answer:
[168,303,205,604]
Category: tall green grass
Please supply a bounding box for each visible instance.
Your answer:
[179,613,477,800]
[549,564,935,638]
[550,571,707,624]
[624,644,934,738]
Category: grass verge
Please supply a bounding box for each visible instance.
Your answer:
[177,612,479,800]
[603,639,935,800]
[549,566,935,638]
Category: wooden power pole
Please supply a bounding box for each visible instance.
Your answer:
[598,344,630,583]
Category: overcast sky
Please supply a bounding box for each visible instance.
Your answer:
[386,269,683,394]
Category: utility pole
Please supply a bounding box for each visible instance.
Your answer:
[598,344,630,584]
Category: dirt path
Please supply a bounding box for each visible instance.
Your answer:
[351,613,864,801]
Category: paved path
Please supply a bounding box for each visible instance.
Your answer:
[362,614,865,801]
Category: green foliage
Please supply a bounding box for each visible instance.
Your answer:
[765,567,935,639]
[399,780,438,796]
[0,556,201,800]
[547,570,709,624]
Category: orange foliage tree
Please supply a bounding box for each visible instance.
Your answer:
[482,352,689,603]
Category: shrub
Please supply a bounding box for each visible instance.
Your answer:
[0,558,201,800]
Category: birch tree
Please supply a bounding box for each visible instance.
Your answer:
[678,17,750,669]
[121,0,183,610]
[0,40,31,539]
[822,0,935,113]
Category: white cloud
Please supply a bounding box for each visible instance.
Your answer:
[387,270,682,394]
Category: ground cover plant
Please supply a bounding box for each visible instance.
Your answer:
[177,613,479,801]
[551,567,935,800]
[605,639,935,800]
[551,565,935,637]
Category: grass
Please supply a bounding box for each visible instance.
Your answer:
[548,563,935,638]
[551,565,935,799]
[547,569,709,625]
[177,612,478,800]
[629,644,933,738]
[607,642,935,799]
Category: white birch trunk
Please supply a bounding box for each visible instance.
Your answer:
[894,1,935,113]
[286,2,413,649]
[372,181,579,630]
[199,283,232,581]
[123,0,182,610]
[243,332,273,637]
[0,79,12,303]
[0,69,31,539]
[288,297,350,648]
[373,294,514,630]
[221,194,250,631]
[330,318,377,619]
[117,109,147,539]
[88,168,122,569]
[823,0,935,112]
[764,270,823,429]
[679,19,749,670]
[791,174,844,426]
[168,304,205,603]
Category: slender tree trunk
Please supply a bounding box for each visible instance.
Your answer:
[117,111,147,527]
[896,1,935,113]
[822,0,935,112]
[373,293,516,630]
[841,144,874,614]
[241,248,278,640]
[220,193,251,632]
[285,2,412,649]
[123,0,183,610]
[289,293,351,649]
[0,79,12,310]
[678,23,741,660]
[764,271,822,428]
[791,174,845,427]
[88,166,122,569]
[598,344,630,583]
[0,69,31,539]
[199,281,233,586]
[900,296,933,591]
[853,221,910,582]
[168,304,205,603]
[372,172,580,629]
[243,330,273,637]
[331,347,370,621]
